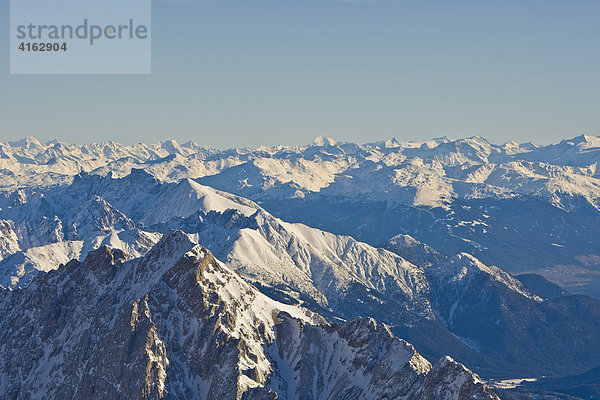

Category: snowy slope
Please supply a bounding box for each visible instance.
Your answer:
[0,228,161,288]
[179,209,433,318]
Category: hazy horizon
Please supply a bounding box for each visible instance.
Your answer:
[2,132,597,150]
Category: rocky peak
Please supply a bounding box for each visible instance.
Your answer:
[83,245,127,270]
[0,233,499,399]
[416,356,497,400]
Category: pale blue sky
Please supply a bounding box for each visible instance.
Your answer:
[1,0,599,148]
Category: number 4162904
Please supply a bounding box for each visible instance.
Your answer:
[18,42,67,52]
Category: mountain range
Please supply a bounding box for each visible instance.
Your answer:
[3,134,600,297]
[2,135,600,398]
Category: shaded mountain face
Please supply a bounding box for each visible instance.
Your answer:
[428,258,600,377]
[0,232,498,400]
[2,172,600,381]
[384,236,600,378]
[516,273,570,300]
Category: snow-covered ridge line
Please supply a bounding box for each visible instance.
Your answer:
[2,134,600,210]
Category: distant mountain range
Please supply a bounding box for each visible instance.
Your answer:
[2,135,600,399]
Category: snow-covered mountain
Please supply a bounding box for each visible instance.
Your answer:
[0,231,498,399]
[2,135,600,398]
[3,169,600,382]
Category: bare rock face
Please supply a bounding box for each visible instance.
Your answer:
[0,231,498,400]
[267,316,497,400]
[0,219,20,261]
[66,195,135,240]
[415,356,497,400]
